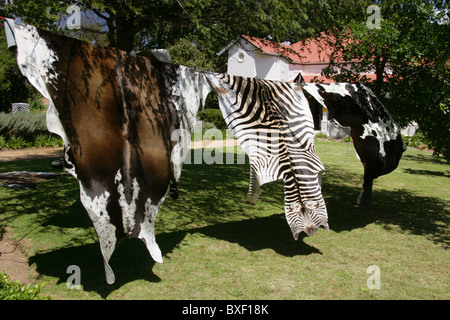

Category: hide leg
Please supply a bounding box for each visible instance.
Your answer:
[93,226,117,285]
[246,166,261,205]
[95,227,118,285]
[138,198,164,263]
[284,203,302,240]
[79,183,117,284]
[357,177,373,206]
[101,249,116,285]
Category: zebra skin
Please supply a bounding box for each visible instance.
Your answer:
[205,73,329,239]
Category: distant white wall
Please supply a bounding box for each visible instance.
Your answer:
[227,39,292,82]
[302,64,327,76]
[254,51,280,81]
[278,59,290,82]
[227,40,257,78]
[288,64,303,82]
[401,121,419,137]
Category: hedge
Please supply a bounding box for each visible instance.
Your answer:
[0,112,63,149]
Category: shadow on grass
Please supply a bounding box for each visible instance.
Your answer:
[29,237,165,298]
[29,213,321,298]
[2,150,449,298]
[0,168,80,240]
[401,153,448,165]
[403,168,449,177]
[322,165,449,246]
[29,170,449,298]
[0,158,62,173]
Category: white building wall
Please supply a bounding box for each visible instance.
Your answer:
[278,59,290,82]
[227,41,257,78]
[227,40,293,82]
[302,64,327,76]
[288,64,303,82]
[254,51,279,81]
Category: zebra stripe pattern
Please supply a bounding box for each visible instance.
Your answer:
[205,73,329,239]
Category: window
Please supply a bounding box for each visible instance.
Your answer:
[237,49,245,63]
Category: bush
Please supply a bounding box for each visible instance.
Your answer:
[0,28,34,114]
[198,109,227,130]
[0,272,50,300]
[402,130,433,150]
[0,112,47,139]
[3,136,32,149]
[28,94,46,113]
[315,132,328,139]
[0,112,63,149]
[33,134,63,148]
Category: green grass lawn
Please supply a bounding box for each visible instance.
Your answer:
[0,140,448,300]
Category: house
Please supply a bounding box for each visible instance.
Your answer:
[217,34,339,84]
[217,34,378,134]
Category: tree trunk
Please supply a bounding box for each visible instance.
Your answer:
[103,7,136,52]
[105,21,116,48]
[374,55,386,97]
[116,22,136,52]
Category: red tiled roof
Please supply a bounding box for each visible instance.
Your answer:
[242,34,336,64]
[240,34,378,83]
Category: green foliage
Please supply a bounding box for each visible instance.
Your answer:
[0,134,62,149]
[315,132,328,139]
[4,0,321,69]
[3,0,66,31]
[168,38,215,71]
[402,133,423,149]
[0,27,33,113]
[198,108,227,130]
[0,112,47,139]
[32,134,63,148]
[28,94,46,113]
[204,92,219,110]
[2,136,32,149]
[321,0,450,160]
[0,112,63,149]
[0,272,50,300]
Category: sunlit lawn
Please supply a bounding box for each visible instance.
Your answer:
[0,140,448,300]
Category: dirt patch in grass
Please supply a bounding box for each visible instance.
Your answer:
[0,147,64,162]
[0,147,63,286]
[0,231,38,284]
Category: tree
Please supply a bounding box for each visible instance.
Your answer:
[4,0,320,69]
[3,0,331,115]
[321,0,449,159]
[0,25,32,113]
[7,1,447,160]
[168,38,215,70]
